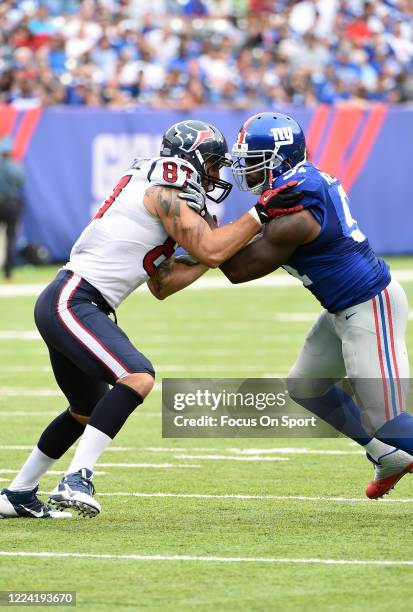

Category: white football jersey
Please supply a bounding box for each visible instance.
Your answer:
[65,157,198,309]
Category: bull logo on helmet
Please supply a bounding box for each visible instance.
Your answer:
[174,123,216,153]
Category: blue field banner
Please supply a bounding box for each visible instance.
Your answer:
[0,104,411,260]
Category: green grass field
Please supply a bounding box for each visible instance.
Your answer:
[1,261,413,611]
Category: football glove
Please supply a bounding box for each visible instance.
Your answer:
[253,180,305,224]
[179,179,207,217]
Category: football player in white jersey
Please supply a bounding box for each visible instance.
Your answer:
[0,120,295,518]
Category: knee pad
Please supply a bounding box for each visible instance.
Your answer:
[287,370,333,400]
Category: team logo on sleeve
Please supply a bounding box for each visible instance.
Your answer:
[271,126,294,146]
[174,123,215,152]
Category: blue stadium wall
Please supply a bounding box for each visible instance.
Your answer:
[1,104,412,259]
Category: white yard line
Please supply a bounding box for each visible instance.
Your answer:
[0,551,412,566]
[0,445,364,456]
[3,312,413,345]
[0,411,160,417]
[0,366,52,372]
[273,313,318,322]
[2,269,413,299]
[0,331,41,340]
[0,469,105,475]
[173,454,290,462]
[80,491,413,504]
[96,463,201,469]
[0,387,62,397]
[0,383,161,397]
[0,445,132,451]
[0,412,63,417]
[145,447,364,456]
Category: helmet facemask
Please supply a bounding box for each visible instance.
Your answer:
[195,150,233,204]
[232,147,283,195]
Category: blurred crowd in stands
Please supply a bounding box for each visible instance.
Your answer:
[1,0,413,109]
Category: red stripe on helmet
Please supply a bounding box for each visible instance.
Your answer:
[237,113,260,145]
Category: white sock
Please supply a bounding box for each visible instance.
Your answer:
[67,425,112,474]
[364,438,396,461]
[8,446,56,492]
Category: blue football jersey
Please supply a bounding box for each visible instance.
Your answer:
[274,162,390,313]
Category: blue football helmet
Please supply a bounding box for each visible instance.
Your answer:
[232,112,307,194]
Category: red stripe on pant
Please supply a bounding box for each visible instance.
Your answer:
[56,273,130,379]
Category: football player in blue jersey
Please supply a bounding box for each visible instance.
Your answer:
[219,111,413,499]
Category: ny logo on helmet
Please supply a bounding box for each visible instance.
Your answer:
[271,126,294,146]
[174,123,215,153]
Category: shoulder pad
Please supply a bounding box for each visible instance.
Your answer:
[148,157,199,188]
[274,163,324,195]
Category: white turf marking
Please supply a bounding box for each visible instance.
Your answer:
[0,387,62,397]
[89,491,413,504]
[2,269,413,299]
[0,551,412,567]
[0,412,62,417]
[0,445,362,457]
[0,411,160,418]
[3,311,413,346]
[0,364,268,373]
[96,463,201,469]
[273,313,317,322]
[145,447,364,456]
[0,445,132,452]
[0,366,51,372]
[231,447,363,456]
[0,331,41,340]
[0,384,161,396]
[155,364,268,372]
[173,454,289,462]
[0,285,46,297]
[0,469,105,475]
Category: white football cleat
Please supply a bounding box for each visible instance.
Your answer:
[49,468,101,517]
[0,486,72,518]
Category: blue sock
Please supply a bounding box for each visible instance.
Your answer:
[375,412,413,454]
[291,385,372,445]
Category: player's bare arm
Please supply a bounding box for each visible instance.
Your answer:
[144,185,261,268]
[147,255,208,300]
[220,210,320,283]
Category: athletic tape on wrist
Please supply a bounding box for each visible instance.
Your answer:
[248,206,262,224]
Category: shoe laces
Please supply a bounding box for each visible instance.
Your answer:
[66,471,95,496]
